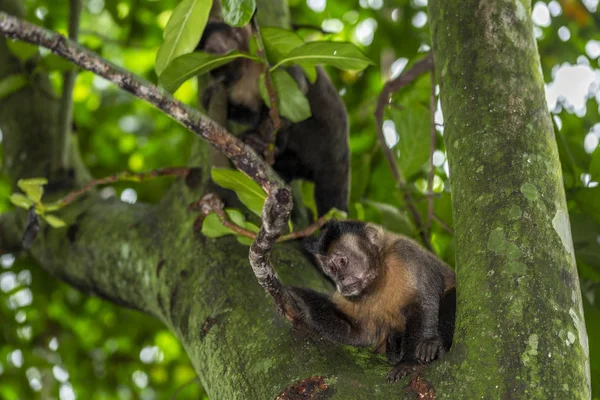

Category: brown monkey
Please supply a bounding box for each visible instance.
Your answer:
[291,220,456,382]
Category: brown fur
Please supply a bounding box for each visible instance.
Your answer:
[332,236,417,352]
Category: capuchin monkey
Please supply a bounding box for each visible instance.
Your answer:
[197,21,350,216]
[293,220,456,382]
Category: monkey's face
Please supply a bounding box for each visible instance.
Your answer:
[318,234,380,297]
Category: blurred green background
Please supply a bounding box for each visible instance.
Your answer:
[1,0,599,398]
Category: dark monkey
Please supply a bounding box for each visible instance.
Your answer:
[197,22,350,216]
[292,220,456,382]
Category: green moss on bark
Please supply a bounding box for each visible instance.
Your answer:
[428,0,590,397]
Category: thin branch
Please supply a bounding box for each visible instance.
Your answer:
[0,12,297,320]
[432,214,454,235]
[252,16,279,165]
[58,167,191,206]
[191,193,329,243]
[374,53,434,251]
[56,0,82,171]
[0,13,281,192]
[426,69,437,234]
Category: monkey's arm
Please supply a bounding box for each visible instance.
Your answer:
[288,287,368,347]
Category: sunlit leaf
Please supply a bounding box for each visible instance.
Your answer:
[159,51,255,93]
[220,0,256,26]
[10,193,34,209]
[42,214,67,228]
[0,74,27,101]
[259,69,311,122]
[273,41,374,71]
[17,178,47,203]
[211,168,267,217]
[155,0,213,76]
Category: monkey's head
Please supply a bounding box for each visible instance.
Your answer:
[306,220,384,297]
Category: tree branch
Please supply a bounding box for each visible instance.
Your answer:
[0,12,295,318]
[374,53,434,251]
[252,16,279,165]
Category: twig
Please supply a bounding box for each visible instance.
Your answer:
[433,214,453,235]
[56,0,82,171]
[252,16,279,165]
[279,215,327,241]
[374,53,434,251]
[191,193,329,243]
[59,167,191,206]
[426,69,437,234]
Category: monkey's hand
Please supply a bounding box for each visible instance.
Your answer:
[415,336,445,363]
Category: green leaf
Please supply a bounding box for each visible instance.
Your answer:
[236,236,254,245]
[159,51,255,93]
[155,0,213,76]
[260,27,304,63]
[220,0,256,27]
[201,213,233,237]
[272,41,374,71]
[42,214,67,228]
[590,146,600,182]
[200,209,259,239]
[17,178,48,203]
[324,207,348,220]
[6,39,38,61]
[259,69,311,123]
[225,209,259,233]
[363,200,416,236]
[211,168,267,217]
[10,193,34,209]
[391,106,431,178]
[0,74,27,101]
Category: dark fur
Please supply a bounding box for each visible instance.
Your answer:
[295,220,456,382]
[197,22,350,216]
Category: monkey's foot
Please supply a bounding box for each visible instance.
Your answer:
[387,363,419,383]
[415,336,445,363]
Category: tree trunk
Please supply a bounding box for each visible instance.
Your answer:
[0,0,591,398]
[428,0,591,397]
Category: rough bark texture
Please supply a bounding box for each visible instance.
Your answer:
[0,0,591,398]
[428,0,591,398]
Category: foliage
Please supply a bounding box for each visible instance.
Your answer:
[0,0,599,398]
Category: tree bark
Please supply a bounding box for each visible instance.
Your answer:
[428,0,591,398]
[0,0,591,398]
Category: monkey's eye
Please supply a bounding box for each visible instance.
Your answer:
[339,256,348,267]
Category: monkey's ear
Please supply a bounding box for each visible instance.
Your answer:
[364,223,384,248]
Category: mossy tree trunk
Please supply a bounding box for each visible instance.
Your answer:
[428,0,591,397]
[0,0,591,398]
